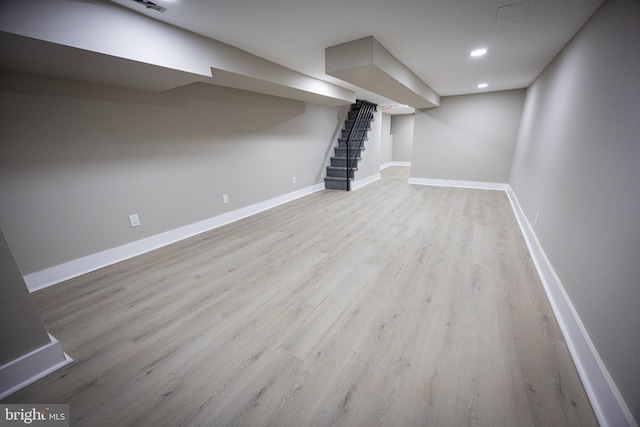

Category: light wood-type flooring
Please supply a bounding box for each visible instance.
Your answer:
[4,167,598,426]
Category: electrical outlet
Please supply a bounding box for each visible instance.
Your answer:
[222,194,229,204]
[535,212,540,225]
[292,176,296,184]
[129,214,141,227]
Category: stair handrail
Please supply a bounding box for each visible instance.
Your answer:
[345,100,376,191]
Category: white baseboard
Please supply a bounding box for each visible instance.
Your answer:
[506,187,637,427]
[380,161,411,170]
[24,183,325,293]
[380,162,393,170]
[0,334,73,400]
[408,177,508,191]
[352,173,381,190]
[17,175,635,426]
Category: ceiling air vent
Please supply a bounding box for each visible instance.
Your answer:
[132,0,166,13]
[496,0,534,23]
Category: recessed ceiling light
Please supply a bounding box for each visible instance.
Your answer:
[470,49,488,57]
[478,83,489,88]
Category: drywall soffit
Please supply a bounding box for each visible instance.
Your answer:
[0,32,205,92]
[205,69,354,106]
[326,36,440,109]
[0,31,355,105]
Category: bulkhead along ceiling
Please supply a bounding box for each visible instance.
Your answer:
[0,0,604,110]
[109,0,604,104]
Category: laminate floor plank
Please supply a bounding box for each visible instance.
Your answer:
[3,167,598,427]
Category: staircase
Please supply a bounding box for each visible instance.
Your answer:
[324,100,377,191]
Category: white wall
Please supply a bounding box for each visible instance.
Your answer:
[0,226,72,399]
[0,69,341,279]
[0,228,50,365]
[509,0,640,424]
[380,113,393,166]
[391,115,414,163]
[410,90,525,184]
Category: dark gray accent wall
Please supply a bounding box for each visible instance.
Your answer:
[509,0,640,422]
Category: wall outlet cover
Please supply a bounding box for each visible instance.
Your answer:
[129,214,141,227]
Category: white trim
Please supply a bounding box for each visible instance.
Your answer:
[24,183,325,292]
[0,334,73,400]
[405,177,636,426]
[393,161,411,167]
[408,177,508,191]
[506,186,637,427]
[16,175,636,426]
[380,161,410,170]
[380,162,393,170]
[352,173,381,190]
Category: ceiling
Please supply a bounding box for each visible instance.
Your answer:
[109,0,604,109]
[0,0,604,113]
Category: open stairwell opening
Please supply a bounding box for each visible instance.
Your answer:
[325,100,377,191]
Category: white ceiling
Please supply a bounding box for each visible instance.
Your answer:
[110,0,604,108]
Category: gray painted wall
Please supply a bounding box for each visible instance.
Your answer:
[0,227,50,365]
[0,70,341,275]
[509,0,640,422]
[380,113,393,166]
[391,115,414,163]
[410,90,525,183]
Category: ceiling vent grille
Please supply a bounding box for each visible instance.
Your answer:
[496,0,534,23]
[132,0,166,13]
